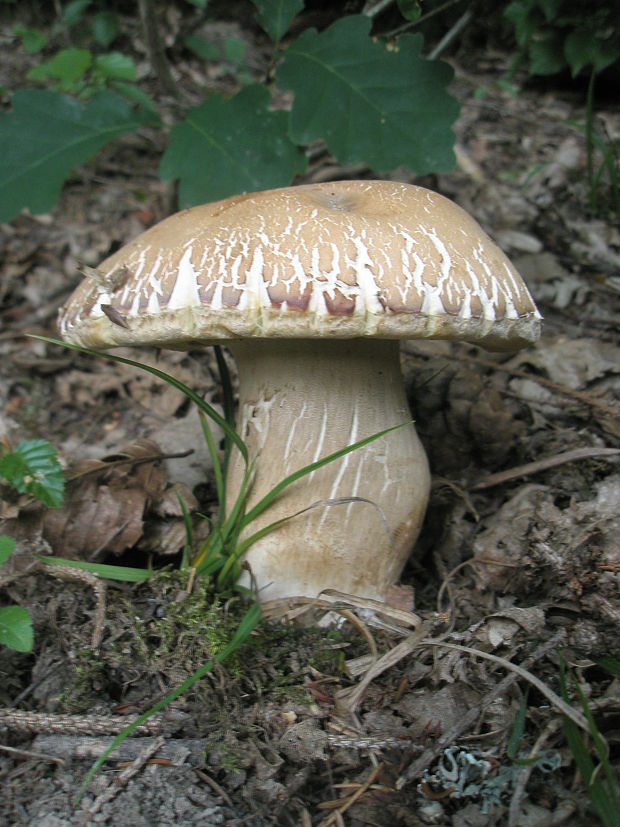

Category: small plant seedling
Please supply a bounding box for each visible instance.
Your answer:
[0,536,34,653]
[0,438,65,508]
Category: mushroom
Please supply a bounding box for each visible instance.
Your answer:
[58,181,541,602]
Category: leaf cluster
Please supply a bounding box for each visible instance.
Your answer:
[0,537,33,652]
[0,438,65,508]
[503,0,620,78]
[0,2,459,222]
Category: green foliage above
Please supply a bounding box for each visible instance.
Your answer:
[504,0,620,77]
[1,6,460,221]
[251,0,304,44]
[276,16,458,173]
[159,84,308,206]
[0,537,34,653]
[27,48,139,97]
[13,24,48,54]
[0,90,158,222]
[0,438,65,508]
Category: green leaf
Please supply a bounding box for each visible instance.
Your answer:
[93,52,137,81]
[507,689,529,760]
[538,0,562,23]
[0,605,33,652]
[564,31,620,77]
[13,25,48,54]
[276,15,458,174]
[397,0,421,22]
[224,37,246,64]
[184,35,220,61]
[92,11,119,48]
[27,48,93,91]
[63,0,92,27]
[0,536,17,568]
[503,1,538,48]
[0,90,157,222]
[159,84,307,207]
[251,0,304,44]
[108,80,160,115]
[528,33,565,76]
[596,657,620,678]
[0,439,65,507]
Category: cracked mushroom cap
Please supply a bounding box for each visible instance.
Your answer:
[59,180,541,350]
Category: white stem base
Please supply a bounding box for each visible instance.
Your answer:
[226,340,430,602]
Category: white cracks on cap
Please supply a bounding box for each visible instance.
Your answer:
[167,246,201,310]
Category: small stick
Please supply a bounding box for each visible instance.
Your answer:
[32,735,207,766]
[395,631,568,790]
[317,763,384,827]
[0,709,165,736]
[87,736,165,815]
[0,743,65,765]
[453,350,618,418]
[194,768,233,807]
[472,446,620,490]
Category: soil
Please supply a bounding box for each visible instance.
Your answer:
[1,4,619,827]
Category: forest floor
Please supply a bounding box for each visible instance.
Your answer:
[1,5,619,826]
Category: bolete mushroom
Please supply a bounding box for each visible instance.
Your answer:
[58,181,541,602]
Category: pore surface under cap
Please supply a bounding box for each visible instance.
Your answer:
[59,181,541,350]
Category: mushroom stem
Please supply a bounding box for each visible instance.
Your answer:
[226,339,430,601]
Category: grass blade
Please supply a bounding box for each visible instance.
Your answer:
[198,410,225,513]
[175,487,194,570]
[241,422,409,528]
[559,656,619,827]
[36,555,153,582]
[214,345,236,499]
[75,601,261,803]
[30,335,248,463]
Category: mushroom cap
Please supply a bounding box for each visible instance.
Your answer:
[59,181,541,351]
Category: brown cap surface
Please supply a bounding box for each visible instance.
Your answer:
[59,181,541,350]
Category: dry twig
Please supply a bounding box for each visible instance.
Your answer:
[0,709,166,736]
[395,631,569,790]
[86,736,165,815]
[472,446,620,490]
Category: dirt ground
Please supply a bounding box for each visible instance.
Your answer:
[1,5,619,826]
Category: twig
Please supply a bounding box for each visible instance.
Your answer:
[32,735,207,766]
[317,763,384,827]
[442,349,619,419]
[508,719,563,827]
[42,565,107,650]
[428,9,473,60]
[0,709,166,736]
[0,743,65,766]
[194,768,233,807]
[337,628,426,713]
[137,0,180,98]
[87,736,165,815]
[472,447,620,490]
[395,631,569,789]
[64,449,194,482]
